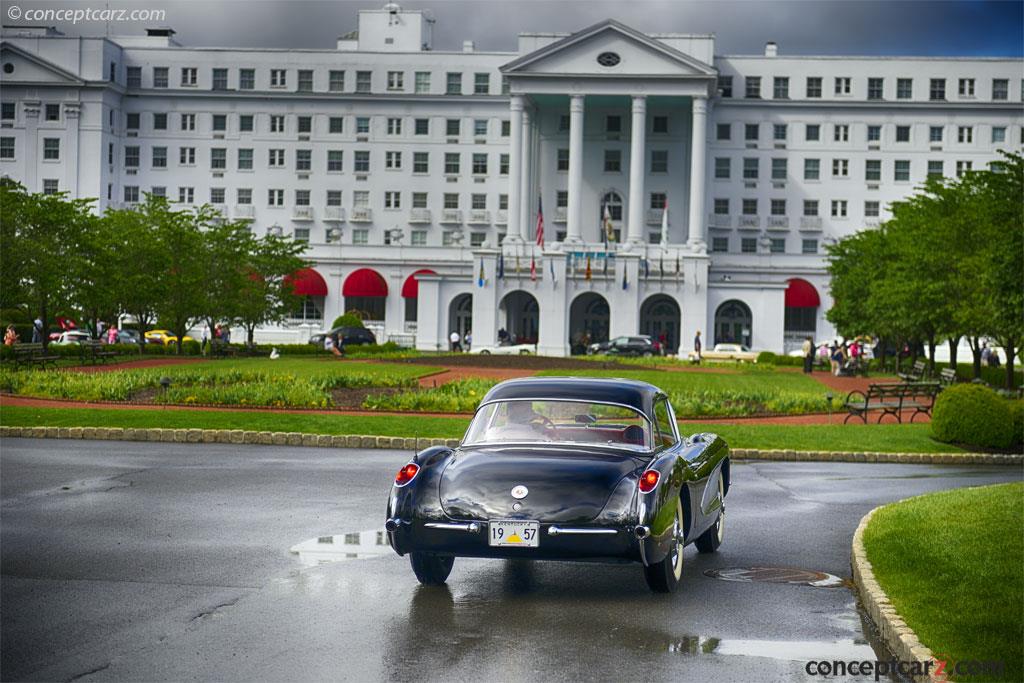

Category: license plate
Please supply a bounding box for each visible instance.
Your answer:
[488,520,540,548]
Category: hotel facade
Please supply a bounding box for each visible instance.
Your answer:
[1,4,1021,355]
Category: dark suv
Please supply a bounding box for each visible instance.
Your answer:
[587,335,660,357]
[309,326,377,348]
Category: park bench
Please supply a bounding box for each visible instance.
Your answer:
[938,368,958,388]
[897,359,927,382]
[79,339,118,365]
[11,343,60,369]
[844,382,940,424]
[210,338,237,358]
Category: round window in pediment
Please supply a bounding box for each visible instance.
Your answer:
[2,63,13,74]
[596,52,621,68]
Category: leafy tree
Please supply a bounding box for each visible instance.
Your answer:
[196,216,256,347]
[146,199,208,354]
[234,233,308,346]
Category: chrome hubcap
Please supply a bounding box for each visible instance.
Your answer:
[716,478,725,543]
[671,499,683,580]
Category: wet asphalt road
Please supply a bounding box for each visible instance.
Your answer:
[1,438,1020,682]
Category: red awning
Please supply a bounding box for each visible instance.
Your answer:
[343,268,388,298]
[286,268,328,297]
[401,269,438,298]
[785,278,820,308]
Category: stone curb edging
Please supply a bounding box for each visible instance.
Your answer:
[0,425,1020,465]
[852,506,940,683]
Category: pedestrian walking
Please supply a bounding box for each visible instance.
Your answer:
[693,330,702,364]
[802,336,814,373]
[449,330,461,352]
[31,317,42,343]
[465,330,472,351]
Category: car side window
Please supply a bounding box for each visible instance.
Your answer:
[654,398,677,448]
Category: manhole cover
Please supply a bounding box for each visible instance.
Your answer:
[704,567,846,588]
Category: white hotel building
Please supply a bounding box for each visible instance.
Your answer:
[1,4,1021,355]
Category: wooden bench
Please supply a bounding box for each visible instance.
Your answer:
[210,338,236,358]
[938,368,958,388]
[897,359,927,382]
[11,343,60,369]
[844,382,940,424]
[79,339,118,365]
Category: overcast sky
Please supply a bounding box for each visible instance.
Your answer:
[2,0,1022,56]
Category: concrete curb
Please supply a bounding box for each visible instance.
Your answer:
[851,506,940,683]
[0,425,1021,464]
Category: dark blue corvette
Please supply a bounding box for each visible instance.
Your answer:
[385,377,730,593]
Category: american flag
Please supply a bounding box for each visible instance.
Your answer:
[535,197,545,248]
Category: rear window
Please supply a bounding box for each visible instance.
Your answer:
[654,398,676,448]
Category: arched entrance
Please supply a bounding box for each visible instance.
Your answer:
[715,300,752,348]
[448,293,472,340]
[784,278,820,353]
[343,268,388,322]
[600,190,623,242]
[285,268,328,324]
[640,294,680,354]
[499,290,539,344]
[569,292,610,354]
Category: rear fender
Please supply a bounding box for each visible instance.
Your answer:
[639,448,690,565]
[386,446,454,554]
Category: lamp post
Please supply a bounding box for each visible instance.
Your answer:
[825,392,834,424]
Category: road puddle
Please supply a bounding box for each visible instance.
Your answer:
[704,566,847,587]
[289,529,391,567]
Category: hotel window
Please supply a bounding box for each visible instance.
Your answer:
[268,189,284,206]
[742,158,759,179]
[865,159,881,181]
[153,67,168,88]
[444,152,460,175]
[500,153,509,175]
[352,229,369,245]
[711,237,729,253]
[958,126,973,143]
[832,159,849,177]
[472,194,487,210]
[212,114,227,132]
[297,70,313,92]
[329,70,345,92]
[356,117,370,134]
[556,191,568,209]
[803,200,818,216]
[210,187,225,204]
[296,149,312,171]
[354,151,370,173]
[181,67,197,86]
[126,113,140,130]
[387,118,402,135]
[329,117,344,134]
[410,230,427,246]
[652,116,668,134]
[802,239,818,254]
[127,66,142,88]
[43,138,60,160]
[557,148,569,171]
[742,199,757,215]
[212,68,228,90]
[864,201,880,217]
[958,78,974,97]
[325,190,342,207]
[956,161,972,177]
[446,72,462,95]
[474,119,488,137]
[773,124,787,141]
[124,145,140,168]
[714,157,731,179]
[179,186,195,204]
[716,123,731,140]
[770,199,786,216]
[270,69,287,88]
[805,124,820,141]
[446,118,460,136]
[896,78,913,99]
[834,77,851,95]
[804,158,820,180]
[238,148,253,170]
[412,192,428,208]
[992,126,1006,143]
[929,78,945,100]
[239,69,255,90]
[927,160,943,178]
[745,123,759,141]
[239,115,253,132]
[834,124,849,142]
[2,137,18,159]
[604,150,622,172]
[895,125,910,142]
[1,102,14,120]
[558,115,570,132]
[123,186,139,203]
[992,78,1008,101]
[474,72,490,94]
[606,115,622,134]
[741,237,757,253]
[501,120,510,136]
[413,152,429,174]
[771,158,787,180]
[929,126,943,143]
[414,71,430,93]
[181,113,196,131]
[414,118,429,135]
[894,160,910,181]
[179,147,195,165]
[867,78,884,100]
[385,151,402,170]
[386,71,404,91]
[268,149,285,167]
[650,150,668,173]
[769,238,785,254]
[867,125,881,142]
[806,77,822,98]
[356,71,372,93]
[831,199,847,217]
[384,191,401,209]
[327,150,343,172]
[443,193,459,209]
[745,76,761,98]
[43,104,61,122]
[773,77,789,99]
[714,198,729,214]
[719,76,733,97]
[472,153,488,175]
[211,148,226,170]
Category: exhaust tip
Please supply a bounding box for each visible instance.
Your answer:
[385,518,400,533]
[634,525,650,540]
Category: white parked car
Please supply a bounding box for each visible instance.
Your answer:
[687,343,759,363]
[469,342,536,355]
[52,330,92,345]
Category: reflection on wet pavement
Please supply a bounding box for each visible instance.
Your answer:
[289,529,391,567]
[704,566,847,587]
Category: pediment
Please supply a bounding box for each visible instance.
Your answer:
[502,20,715,79]
[0,42,84,85]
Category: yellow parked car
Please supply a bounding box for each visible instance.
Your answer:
[144,329,195,346]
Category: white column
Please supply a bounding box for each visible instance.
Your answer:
[687,95,708,250]
[565,94,585,244]
[626,95,647,246]
[518,108,532,242]
[504,95,524,244]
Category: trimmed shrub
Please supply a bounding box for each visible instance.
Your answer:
[931,384,1015,451]
[754,351,804,367]
[757,351,777,364]
[1008,400,1024,450]
[330,313,365,329]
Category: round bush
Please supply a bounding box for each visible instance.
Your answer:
[931,384,1015,451]
[1008,400,1024,450]
[756,351,777,364]
[330,313,365,329]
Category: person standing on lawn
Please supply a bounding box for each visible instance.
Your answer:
[802,336,814,373]
[4,325,19,346]
[693,330,702,364]
[449,330,461,352]
[31,318,42,343]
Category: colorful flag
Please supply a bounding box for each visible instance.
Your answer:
[549,258,557,287]
[603,251,609,275]
[515,252,520,274]
[643,259,650,279]
[622,267,628,290]
[584,254,592,281]
[530,255,537,281]
[660,251,665,279]
[660,199,669,247]
[603,203,614,244]
[497,251,505,279]
[535,197,545,248]
[477,259,485,287]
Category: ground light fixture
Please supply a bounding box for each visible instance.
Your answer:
[160,377,172,395]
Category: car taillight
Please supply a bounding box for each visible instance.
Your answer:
[638,470,660,493]
[395,462,420,487]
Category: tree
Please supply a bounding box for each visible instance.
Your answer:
[197,216,256,347]
[235,233,308,346]
[72,215,121,338]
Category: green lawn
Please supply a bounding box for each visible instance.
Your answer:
[863,483,1024,682]
[1,405,966,453]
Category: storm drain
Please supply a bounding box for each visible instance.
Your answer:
[704,567,847,588]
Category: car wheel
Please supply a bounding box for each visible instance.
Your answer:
[479,350,490,355]
[643,496,684,594]
[410,552,455,585]
[694,475,725,554]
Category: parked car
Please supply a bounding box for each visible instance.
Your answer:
[588,335,660,357]
[310,326,377,348]
[385,377,730,593]
[469,341,535,355]
[51,330,92,345]
[144,329,195,346]
[114,329,143,345]
[688,343,759,363]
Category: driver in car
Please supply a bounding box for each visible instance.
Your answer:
[490,401,554,440]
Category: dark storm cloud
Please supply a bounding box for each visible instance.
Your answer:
[2,0,1021,56]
